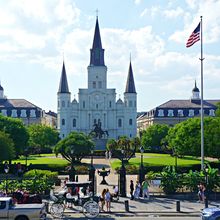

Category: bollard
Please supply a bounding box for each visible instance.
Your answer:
[125,200,129,212]
[176,200,180,212]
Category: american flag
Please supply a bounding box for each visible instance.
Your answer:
[186,22,200,48]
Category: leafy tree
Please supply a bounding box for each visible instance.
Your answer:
[166,117,220,159]
[107,136,138,162]
[0,131,15,162]
[54,131,94,163]
[28,124,60,153]
[0,115,29,156]
[215,102,220,117]
[141,124,170,150]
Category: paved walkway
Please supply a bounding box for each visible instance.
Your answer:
[55,157,220,217]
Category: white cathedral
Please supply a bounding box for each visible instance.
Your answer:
[57,18,137,147]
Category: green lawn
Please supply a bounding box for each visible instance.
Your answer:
[110,153,203,170]
[12,155,68,166]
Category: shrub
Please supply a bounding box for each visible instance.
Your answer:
[160,166,182,194]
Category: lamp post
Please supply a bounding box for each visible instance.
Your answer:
[139,146,145,196]
[24,149,28,171]
[119,149,126,197]
[4,165,9,195]
[89,149,95,196]
[69,149,75,182]
[204,165,209,208]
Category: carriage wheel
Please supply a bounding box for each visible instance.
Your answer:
[82,200,99,218]
[50,203,64,218]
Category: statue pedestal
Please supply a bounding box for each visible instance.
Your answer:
[93,139,107,150]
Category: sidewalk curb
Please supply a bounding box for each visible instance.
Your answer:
[64,211,201,217]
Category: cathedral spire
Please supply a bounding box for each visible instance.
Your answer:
[89,17,105,66]
[58,61,70,93]
[125,61,136,93]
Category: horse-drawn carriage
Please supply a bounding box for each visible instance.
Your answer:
[50,181,100,218]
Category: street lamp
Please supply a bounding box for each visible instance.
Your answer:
[89,149,95,196]
[4,165,9,195]
[139,146,145,196]
[119,149,126,197]
[24,148,28,171]
[204,165,209,208]
[69,149,75,182]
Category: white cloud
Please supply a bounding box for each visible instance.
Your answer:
[169,1,220,44]
[163,7,184,18]
[140,6,160,18]
[134,0,142,5]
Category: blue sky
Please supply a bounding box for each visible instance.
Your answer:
[0,0,220,112]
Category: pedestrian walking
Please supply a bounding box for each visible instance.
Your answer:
[130,180,134,200]
[100,189,106,211]
[105,150,109,159]
[142,179,150,199]
[109,151,112,160]
[105,188,111,212]
[198,183,205,203]
[134,181,141,199]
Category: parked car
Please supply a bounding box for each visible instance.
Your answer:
[202,207,220,220]
[0,197,46,220]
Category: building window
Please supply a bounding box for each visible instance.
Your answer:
[129,119,132,125]
[58,101,60,107]
[83,101,85,108]
[62,134,64,138]
[73,119,76,127]
[68,101,70,107]
[62,101,65,107]
[93,81,96,88]
[96,104,98,109]
[118,119,122,127]
[177,109,184,117]
[109,101,112,108]
[158,109,164,117]
[209,109,215,116]
[130,134,132,138]
[62,119,65,125]
[188,109,194,117]
[129,101,132,107]
[94,119,97,124]
[98,81,102,88]
[168,110,174,117]
[134,101,136,107]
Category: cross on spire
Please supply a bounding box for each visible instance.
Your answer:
[96,9,99,18]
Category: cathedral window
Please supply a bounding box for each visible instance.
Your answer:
[118,119,122,127]
[109,101,112,108]
[129,119,132,125]
[58,101,60,107]
[62,101,65,107]
[98,81,102,88]
[168,110,174,117]
[62,119,65,125]
[93,82,96,88]
[73,119,76,127]
[129,101,132,107]
[68,101,70,107]
[83,101,85,108]
[96,104,98,109]
[134,101,136,107]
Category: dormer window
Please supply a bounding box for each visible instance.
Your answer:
[209,109,215,116]
[158,109,164,117]
[177,109,184,117]
[189,109,194,117]
[168,110,174,117]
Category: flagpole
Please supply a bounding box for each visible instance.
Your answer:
[200,16,204,170]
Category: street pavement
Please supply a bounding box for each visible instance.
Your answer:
[54,158,218,219]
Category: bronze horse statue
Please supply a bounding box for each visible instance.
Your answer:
[89,122,109,139]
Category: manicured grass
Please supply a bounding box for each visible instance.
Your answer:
[110,153,202,170]
[12,155,68,166]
